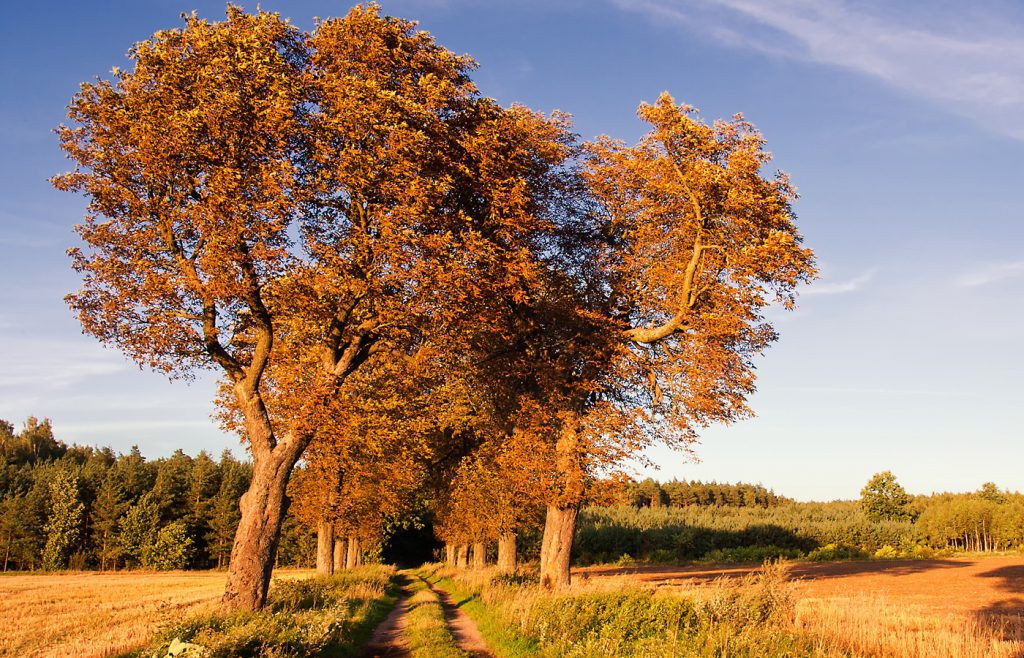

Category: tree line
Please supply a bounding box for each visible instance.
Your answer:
[0,417,315,572]
[54,4,815,610]
[571,472,1024,563]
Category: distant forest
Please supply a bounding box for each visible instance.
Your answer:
[3,416,1020,572]
[0,417,314,572]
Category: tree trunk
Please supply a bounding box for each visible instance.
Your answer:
[445,544,456,567]
[346,535,361,569]
[456,544,468,568]
[316,520,334,575]
[221,436,303,612]
[472,542,486,569]
[539,504,578,589]
[333,537,347,572]
[497,533,516,572]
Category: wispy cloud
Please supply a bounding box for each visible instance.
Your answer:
[955,261,1024,288]
[614,0,1024,139]
[803,269,873,295]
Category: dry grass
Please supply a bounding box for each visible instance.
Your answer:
[796,594,1024,658]
[0,569,312,658]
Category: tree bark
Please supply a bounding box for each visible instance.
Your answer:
[472,541,486,569]
[333,537,347,572]
[539,504,578,589]
[221,432,305,612]
[456,544,469,568]
[497,533,516,572]
[316,520,334,575]
[445,544,456,567]
[346,535,361,569]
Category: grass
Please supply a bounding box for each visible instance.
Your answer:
[404,573,468,658]
[427,557,1024,658]
[418,569,538,658]
[0,567,399,658]
[143,566,399,657]
[421,561,828,658]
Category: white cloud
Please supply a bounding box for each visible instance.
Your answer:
[614,0,1024,139]
[955,261,1024,288]
[803,269,873,295]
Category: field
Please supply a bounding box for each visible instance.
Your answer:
[6,558,1024,658]
[582,556,1024,657]
[0,569,312,658]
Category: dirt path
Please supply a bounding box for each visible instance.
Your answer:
[359,578,412,658]
[420,576,493,658]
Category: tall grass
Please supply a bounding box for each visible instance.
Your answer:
[144,566,399,658]
[425,561,830,657]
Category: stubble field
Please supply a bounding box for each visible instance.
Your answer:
[0,569,313,658]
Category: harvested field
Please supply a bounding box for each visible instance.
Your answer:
[0,569,313,658]
[582,556,1024,658]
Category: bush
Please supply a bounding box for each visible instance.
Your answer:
[806,543,867,562]
[702,545,803,563]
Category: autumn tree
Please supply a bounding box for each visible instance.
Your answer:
[55,2,571,609]
[530,93,816,587]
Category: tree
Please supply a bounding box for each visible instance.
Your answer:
[860,471,913,522]
[530,93,816,587]
[56,5,568,609]
[92,471,128,570]
[142,520,195,570]
[42,468,85,570]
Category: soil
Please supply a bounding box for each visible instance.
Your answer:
[359,580,412,658]
[579,555,1024,620]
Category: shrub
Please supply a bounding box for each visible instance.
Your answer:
[806,543,867,562]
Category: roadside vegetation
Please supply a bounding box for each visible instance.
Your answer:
[137,566,398,658]
[423,561,1024,658]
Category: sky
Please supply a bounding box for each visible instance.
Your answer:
[1,0,1021,501]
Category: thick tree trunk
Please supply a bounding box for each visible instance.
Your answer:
[445,544,456,567]
[221,437,303,612]
[539,504,578,589]
[497,533,516,572]
[456,544,469,568]
[472,542,486,569]
[316,520,334,575]
[333,537,347,572]
[346,535,361,569]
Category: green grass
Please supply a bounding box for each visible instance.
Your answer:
[418,562,833,658]
[404,572,468,658]
[417,567,538,658]
[142,566,401,658]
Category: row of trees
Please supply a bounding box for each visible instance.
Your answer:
[55,4,815,609]
[589,477,789,509]
[0,417,314,572]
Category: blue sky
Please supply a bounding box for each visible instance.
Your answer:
[1,0,1021,500]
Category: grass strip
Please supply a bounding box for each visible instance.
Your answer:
[416,568,538,658]
[404,572,468,658]
[136,565,401,658]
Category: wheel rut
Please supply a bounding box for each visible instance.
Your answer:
[418,575,494,658]
[359,576,412,658]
